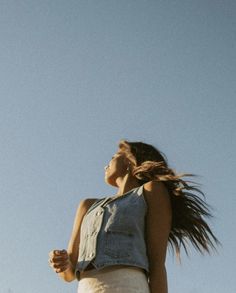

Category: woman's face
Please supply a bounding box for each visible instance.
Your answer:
[104,151,129,187]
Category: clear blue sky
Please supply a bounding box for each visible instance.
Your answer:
[0,1,235,292]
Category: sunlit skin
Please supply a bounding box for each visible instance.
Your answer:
[104,151,140,194]
[49,150,171,293]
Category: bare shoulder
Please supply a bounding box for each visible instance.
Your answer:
[143,180,170,205]
[68,198,97,244]
[77,198,98,214]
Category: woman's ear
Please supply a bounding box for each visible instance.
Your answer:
[126,162,131,172]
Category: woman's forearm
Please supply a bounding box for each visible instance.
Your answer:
[149,265,168,293]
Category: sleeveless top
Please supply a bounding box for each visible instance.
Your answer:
[75,185,149,279]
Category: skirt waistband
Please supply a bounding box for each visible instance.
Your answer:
[80,265,145,279]
[78,266,150,293]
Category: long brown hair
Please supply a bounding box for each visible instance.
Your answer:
[119,140,219,256]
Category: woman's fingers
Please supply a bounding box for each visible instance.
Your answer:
[55,264,70,273]
[50,260,69,269]
[48,257,69,266]
[49,259,70,272]
[50,254,68,262]
[49,249,68,260]
[49,256,69,265]
[49,249,67,258]
[48,249,70,273]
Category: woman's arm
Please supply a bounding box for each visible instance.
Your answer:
[49,198,97,282]
[143,181,172,293]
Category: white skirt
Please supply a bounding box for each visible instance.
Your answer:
[77,266,150,293]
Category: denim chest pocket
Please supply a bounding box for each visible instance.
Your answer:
[104,229,133,258]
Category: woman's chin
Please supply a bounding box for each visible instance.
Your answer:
[104,176,118,187]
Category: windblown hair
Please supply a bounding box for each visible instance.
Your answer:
[119,140,219,256]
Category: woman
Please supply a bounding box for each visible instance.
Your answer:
[49,140,219,293]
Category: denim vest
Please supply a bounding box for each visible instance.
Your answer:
[75,186,149,278]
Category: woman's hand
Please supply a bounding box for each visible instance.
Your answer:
[48,249,71,274]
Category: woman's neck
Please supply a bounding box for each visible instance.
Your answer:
[115,174,140,196]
